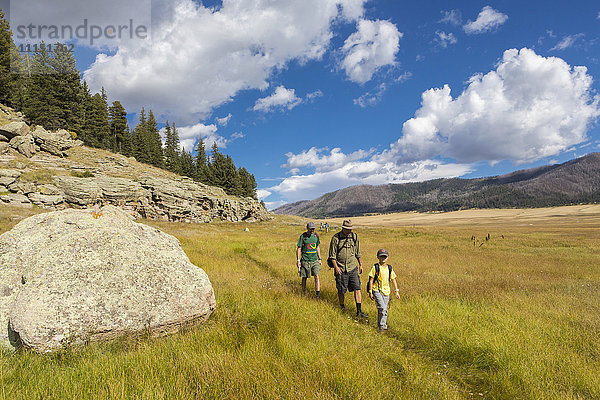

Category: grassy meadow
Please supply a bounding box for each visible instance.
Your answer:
[0,205,599,399]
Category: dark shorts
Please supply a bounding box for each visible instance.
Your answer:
[335,267,361,294]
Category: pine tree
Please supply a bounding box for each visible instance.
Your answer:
[163,121,181,173]
[0,8,24,109]
[20,41,83,132]
[222,155,241,195]
[179,147,195,177]
[133,108,148,163]
[85,93,110,149]
[79,81,93,144]
[238,167,258,199]
[22,42,55,127]
[194,138,208,183]
[208,142,224,187]
[108,101,128,153]
[49,43,83,132]
[145,110,164,168]
[121,126,134,157]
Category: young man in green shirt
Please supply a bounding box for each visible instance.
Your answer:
[297,222,322,298]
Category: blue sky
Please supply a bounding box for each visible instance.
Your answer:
[5,0,600,209]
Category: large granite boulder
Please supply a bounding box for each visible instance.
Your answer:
[0,205,216,353]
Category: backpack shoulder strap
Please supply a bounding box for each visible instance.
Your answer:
[300,233,308,249]
[388,264,393,279]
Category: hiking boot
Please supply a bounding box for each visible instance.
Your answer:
[357,311,368,318]
[340,304,345,311]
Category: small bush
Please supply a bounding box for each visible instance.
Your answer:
[71,170,95,178]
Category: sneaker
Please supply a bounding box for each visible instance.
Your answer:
[377,327,387,333]
[357,311,368,318]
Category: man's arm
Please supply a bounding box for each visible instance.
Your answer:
[329,235,341,275]
[355,236,362,274]
[317,245,322,264]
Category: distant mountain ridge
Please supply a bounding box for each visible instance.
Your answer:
[274,153,600,218]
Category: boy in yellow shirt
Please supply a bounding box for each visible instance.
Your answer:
[367,249,400,332]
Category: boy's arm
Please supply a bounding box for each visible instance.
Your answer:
[367,276,374,299]
[392,278,400,299]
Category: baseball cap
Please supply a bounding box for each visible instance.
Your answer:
[377,248,389,257]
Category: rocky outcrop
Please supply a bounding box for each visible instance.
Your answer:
[0,121,30,139]
[0,206,216,353]
[0,169,21,187]
[0,103,270,223]
[9,134,36,158]
[0,119,81,159]
[1,167,269,223]
[31,126,83,157]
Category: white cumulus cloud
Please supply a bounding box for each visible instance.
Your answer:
[550,34,585,51]
[267,48,600,204]
[340,19,402,84]
[253,86,303,112]
[84,0,368,123]
[283,147,375,172]
[463,6,508,34]
[176,123,225,151]
[391,48,600,164]
[256,189,272,200]
[435,31,457,48]
[354,83,388,107]
[439,10,462,26]
[270,155,472,202]
[215,113,232,126]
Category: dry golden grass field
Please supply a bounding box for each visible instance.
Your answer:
[0,204,599,399]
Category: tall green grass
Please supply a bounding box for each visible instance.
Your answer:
[0,208,599,399]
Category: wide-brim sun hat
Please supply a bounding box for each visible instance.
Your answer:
[342,219,353,229]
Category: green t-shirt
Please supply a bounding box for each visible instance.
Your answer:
[297,232,320,262]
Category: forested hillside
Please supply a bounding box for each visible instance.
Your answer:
[0,9,257,199]
[275,153,600,217]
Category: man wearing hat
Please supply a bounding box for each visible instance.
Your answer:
[297,222,322,298]
[328,219,367,318]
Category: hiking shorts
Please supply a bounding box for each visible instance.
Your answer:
[335,267,361,294]
[300,260,321,278]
